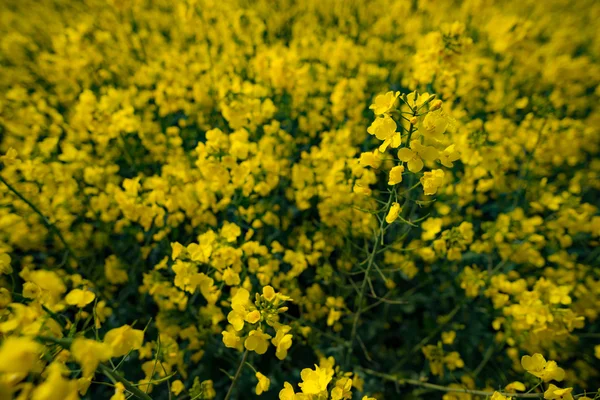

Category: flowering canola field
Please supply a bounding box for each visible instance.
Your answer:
[1,0,600,399]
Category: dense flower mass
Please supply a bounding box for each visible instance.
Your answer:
[0,0,599,399]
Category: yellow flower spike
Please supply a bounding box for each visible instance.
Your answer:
[65,288,96,308]
[255,372,270,395]
[103,325,144,357]
[388,165,404,185]
[385,202,402,224]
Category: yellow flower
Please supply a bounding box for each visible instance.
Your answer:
[367,116,400,152]
[228,288,251,331]
[71,338,113,378]
[444,351,464,370]
[263,285,276,301]
[421,169,445,195]
[439,144,460,168]
[0,336,43,374]
[422,217,443,241]
[279,382,297,400]
[388,165,404,185]
[359,151,382,169]
[246,310,261,324]
[171,380,185,396]
[232,288,250,311]
[491,391,512,400]
[544,384,573,400]
[422,344,444,376]
[298,365,332,395]
[505,381,526,392]
[31,363,79,400]
[244,329,272,355]
[0,288,10,308]
[222,329,242,349]
[221,222,241,242]
[521,354,565,382]
[441,330,456,345]
[65,289,96,308]
[331,376,352,400]
[23,282,41,299]
[369,91,399,115]
[421,109,450,141]
[385,202,402,224]
[77,377,92,396]
[397,140,439,173]
[110,382,126,400]
[272,325,293,360]
[255,372,270,395]
[223,268,241,286]
[0,147,19,165]
[103,325,144,357]
[171,242,185,260]
[0,253,12,275]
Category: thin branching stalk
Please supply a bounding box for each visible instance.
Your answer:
[360,368,544,398]
[224,350,248,400]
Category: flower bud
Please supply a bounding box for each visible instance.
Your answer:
[430,99,443,111]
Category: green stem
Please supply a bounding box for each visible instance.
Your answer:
[224,350,248,400]
[346,190,394,365]
[472,342,495,378]
[99,364,153,400]
[360,368,543,398]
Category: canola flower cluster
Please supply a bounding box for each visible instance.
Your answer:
[0,0,600,399]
